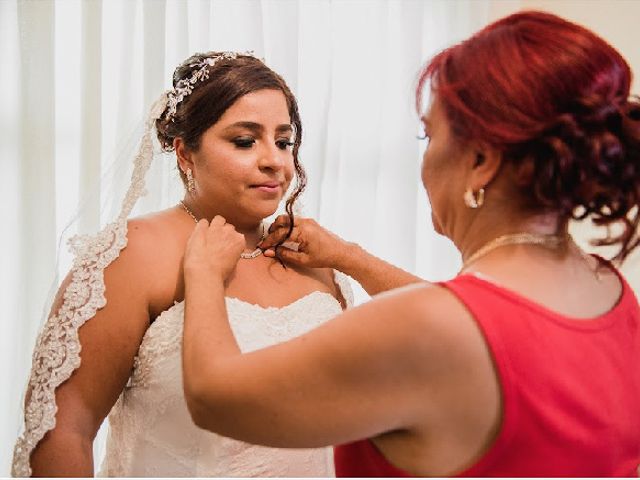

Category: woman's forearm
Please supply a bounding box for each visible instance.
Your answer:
[183,275,239,368]
[183,272,241,425]
[335,243,424,296]
[30,430,94,477]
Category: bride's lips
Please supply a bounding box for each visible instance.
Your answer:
[250,182,281,194]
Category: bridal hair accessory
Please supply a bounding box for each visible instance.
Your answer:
[179,201,266,259]
[186,168,196,193]
[166,51,257,121]
[464,187,485,208]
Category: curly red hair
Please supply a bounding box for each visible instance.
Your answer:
[417,10,640,262]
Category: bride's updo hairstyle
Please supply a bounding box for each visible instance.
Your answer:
[156,52,306,236]
[417,11,640,262]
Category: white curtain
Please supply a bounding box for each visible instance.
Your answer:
[0,0,500,473]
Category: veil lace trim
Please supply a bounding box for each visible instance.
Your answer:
[11,94,168,477]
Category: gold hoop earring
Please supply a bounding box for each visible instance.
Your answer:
[463,187,485,209]
[186,168,196,194]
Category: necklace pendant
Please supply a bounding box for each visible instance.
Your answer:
[240,249,263,260]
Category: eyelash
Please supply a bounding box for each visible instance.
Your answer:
[276,140,295,150]
[233,138,255,148]
[416,133,430,141]
[232,138,294,150]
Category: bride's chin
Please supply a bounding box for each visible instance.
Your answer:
[244,203,280,223]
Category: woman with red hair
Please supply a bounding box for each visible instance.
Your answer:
[181,11,640,476]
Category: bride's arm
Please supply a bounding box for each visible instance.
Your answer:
[259,216,423,296]
[24,223,153,477]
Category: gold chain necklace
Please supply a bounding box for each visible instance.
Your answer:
[179,201,266,259]
[461,232,603,281]
[461,233,564,271]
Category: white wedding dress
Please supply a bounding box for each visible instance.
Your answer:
[97,273,353,477]
[12,94,352,477]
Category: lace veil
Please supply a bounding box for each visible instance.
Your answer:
[11,92,171,477]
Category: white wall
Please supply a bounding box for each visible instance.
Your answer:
[488,0,639,91]
[522,0,640,94]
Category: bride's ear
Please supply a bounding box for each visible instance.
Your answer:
[174,137,194,173]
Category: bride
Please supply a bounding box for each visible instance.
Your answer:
[12,51,351,477]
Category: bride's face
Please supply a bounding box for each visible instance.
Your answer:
[184,88,295,225]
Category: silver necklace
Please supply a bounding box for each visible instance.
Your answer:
[179,201,266,259]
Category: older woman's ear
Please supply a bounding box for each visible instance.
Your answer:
[467,146,502,192]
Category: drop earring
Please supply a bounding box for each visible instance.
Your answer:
[186,168,196,194]
[463,187,485,208]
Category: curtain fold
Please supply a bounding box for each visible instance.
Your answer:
[17,0,57,338]
[79,0,102,235]
[140,0,168,213]
[7,0,57,473]
[1,1,23,474]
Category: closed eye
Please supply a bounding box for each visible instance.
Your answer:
[276,139,295,150]
[232,137,256,149]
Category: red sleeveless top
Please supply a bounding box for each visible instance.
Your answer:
[334,270,640,477]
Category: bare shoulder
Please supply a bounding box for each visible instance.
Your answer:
[124,209,186,266]
[352,280,499,419]
[353,282,490,370]
[364,281,465,325]
[126,209,180,251]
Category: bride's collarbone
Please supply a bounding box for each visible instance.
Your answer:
[226,259,336,308]
[147,256,335,321]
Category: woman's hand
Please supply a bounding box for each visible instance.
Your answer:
[258,215,353,269]
[184,217,245,282]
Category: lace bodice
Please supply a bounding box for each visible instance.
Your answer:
[97,274,353,477]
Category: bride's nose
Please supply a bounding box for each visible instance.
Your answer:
[257,143,286,171]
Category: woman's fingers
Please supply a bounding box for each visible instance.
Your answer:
[210,215,226,227]
[260,224,294,249]
[265,246,307,265]
[267,214,291,233]
[260,225,303,251]
[280,240,300,251]
[186,219,208,250]
[184,215,246,280]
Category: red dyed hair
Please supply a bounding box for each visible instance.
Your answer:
[417,10,640,262]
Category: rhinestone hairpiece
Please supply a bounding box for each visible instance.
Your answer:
[165,51,256,121]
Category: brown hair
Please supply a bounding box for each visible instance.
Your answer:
[156,52,306,249]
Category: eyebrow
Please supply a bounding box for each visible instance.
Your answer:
[223,121,293,135]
